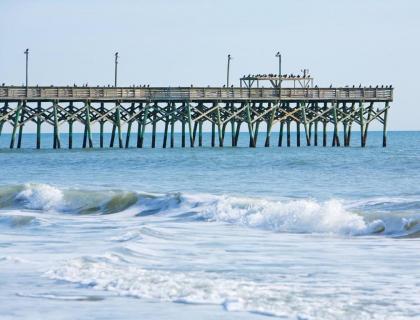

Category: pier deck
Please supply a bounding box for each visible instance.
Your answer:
[0,86,392,149]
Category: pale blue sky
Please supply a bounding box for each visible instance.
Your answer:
[1,0,419,130]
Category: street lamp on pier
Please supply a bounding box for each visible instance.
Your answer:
[114,52,119,87]
[226,54,232,87]
[275,51,282,99]
[24,48,29,96]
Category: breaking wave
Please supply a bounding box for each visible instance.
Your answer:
[0,183,419,237]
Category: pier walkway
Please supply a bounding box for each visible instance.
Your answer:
[0,86,392,149]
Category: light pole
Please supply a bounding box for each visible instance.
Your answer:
[114,52,118,87]
[275,51,281,99]
[24,48,29,96]
[226,54,232,87]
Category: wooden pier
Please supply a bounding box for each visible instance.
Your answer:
[0,85,392,149]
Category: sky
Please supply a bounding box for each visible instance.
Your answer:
[0,0,419,131]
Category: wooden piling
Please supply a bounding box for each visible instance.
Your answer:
[198,121,203,147]
[36,102,42,149]
[278,121,284,147]
[17,102,26,148]
[85,102,93,148]
[53,101,61,149]
[245,103,255,148]
[323,121,327,147]
[100,102,105,148]
[10,101,22,149]
[383,103,388,147]
[125,103,135,148]
[0,85,392,150]
[211,121,216,147]
[332,102,340,147]
[296,121,301,147]
[301,102,310,146]
[359,103,365,147]
[151,106,157,148]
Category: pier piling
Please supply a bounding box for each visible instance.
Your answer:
[0,85,392,149]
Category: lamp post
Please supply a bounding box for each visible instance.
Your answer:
[275,51,281,99]
[226,54,232,87]
[24,48,29,96]
[114,52,118,87]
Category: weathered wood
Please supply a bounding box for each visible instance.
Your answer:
[100,103,105,148]
[301,102,310,146]
[332,102,340,147]
[85,102,93,148]
[296,121,301,147]
[53,102,61,149]
[139,104,149,148]
[278,121,284,147]
[198,121,203,147]
[383,103,388,147]
[17,103,26,148]
[211,121,216,147]
[359,103,365,147]
[151,106,157,148]
[163,105,169,149]
[116,104,123,148]
[186,103,194,148]
[181,120,186,148]
[323,121,327,147]
[216,105,223,147]
[234,121,242,147]
[36,102,42,149]
[10,101,22,149]
[0,86,393,103]
[264,103,276,147]
[125,103,135,148]
[246,103,255,148]
[0,91,391,149]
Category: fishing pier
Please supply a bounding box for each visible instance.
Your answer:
[0,77,392,149]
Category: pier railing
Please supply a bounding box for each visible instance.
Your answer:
[0,86,393,102]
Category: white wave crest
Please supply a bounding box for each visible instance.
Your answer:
[183,195,380,236]
[15,184,64,211]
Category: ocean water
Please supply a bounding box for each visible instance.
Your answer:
[0,131,419,320]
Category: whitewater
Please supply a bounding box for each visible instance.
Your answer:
[0,131,419,319]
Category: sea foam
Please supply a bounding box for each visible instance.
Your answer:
[1,183,418,237]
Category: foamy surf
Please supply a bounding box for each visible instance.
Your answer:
[45,255,294,317]
[45,253,419,319]
[0,183,419,237]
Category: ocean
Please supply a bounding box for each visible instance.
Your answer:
[0,131,419,320]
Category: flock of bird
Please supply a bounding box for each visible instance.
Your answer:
[242,74,311,79]
[1,83,392,89]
